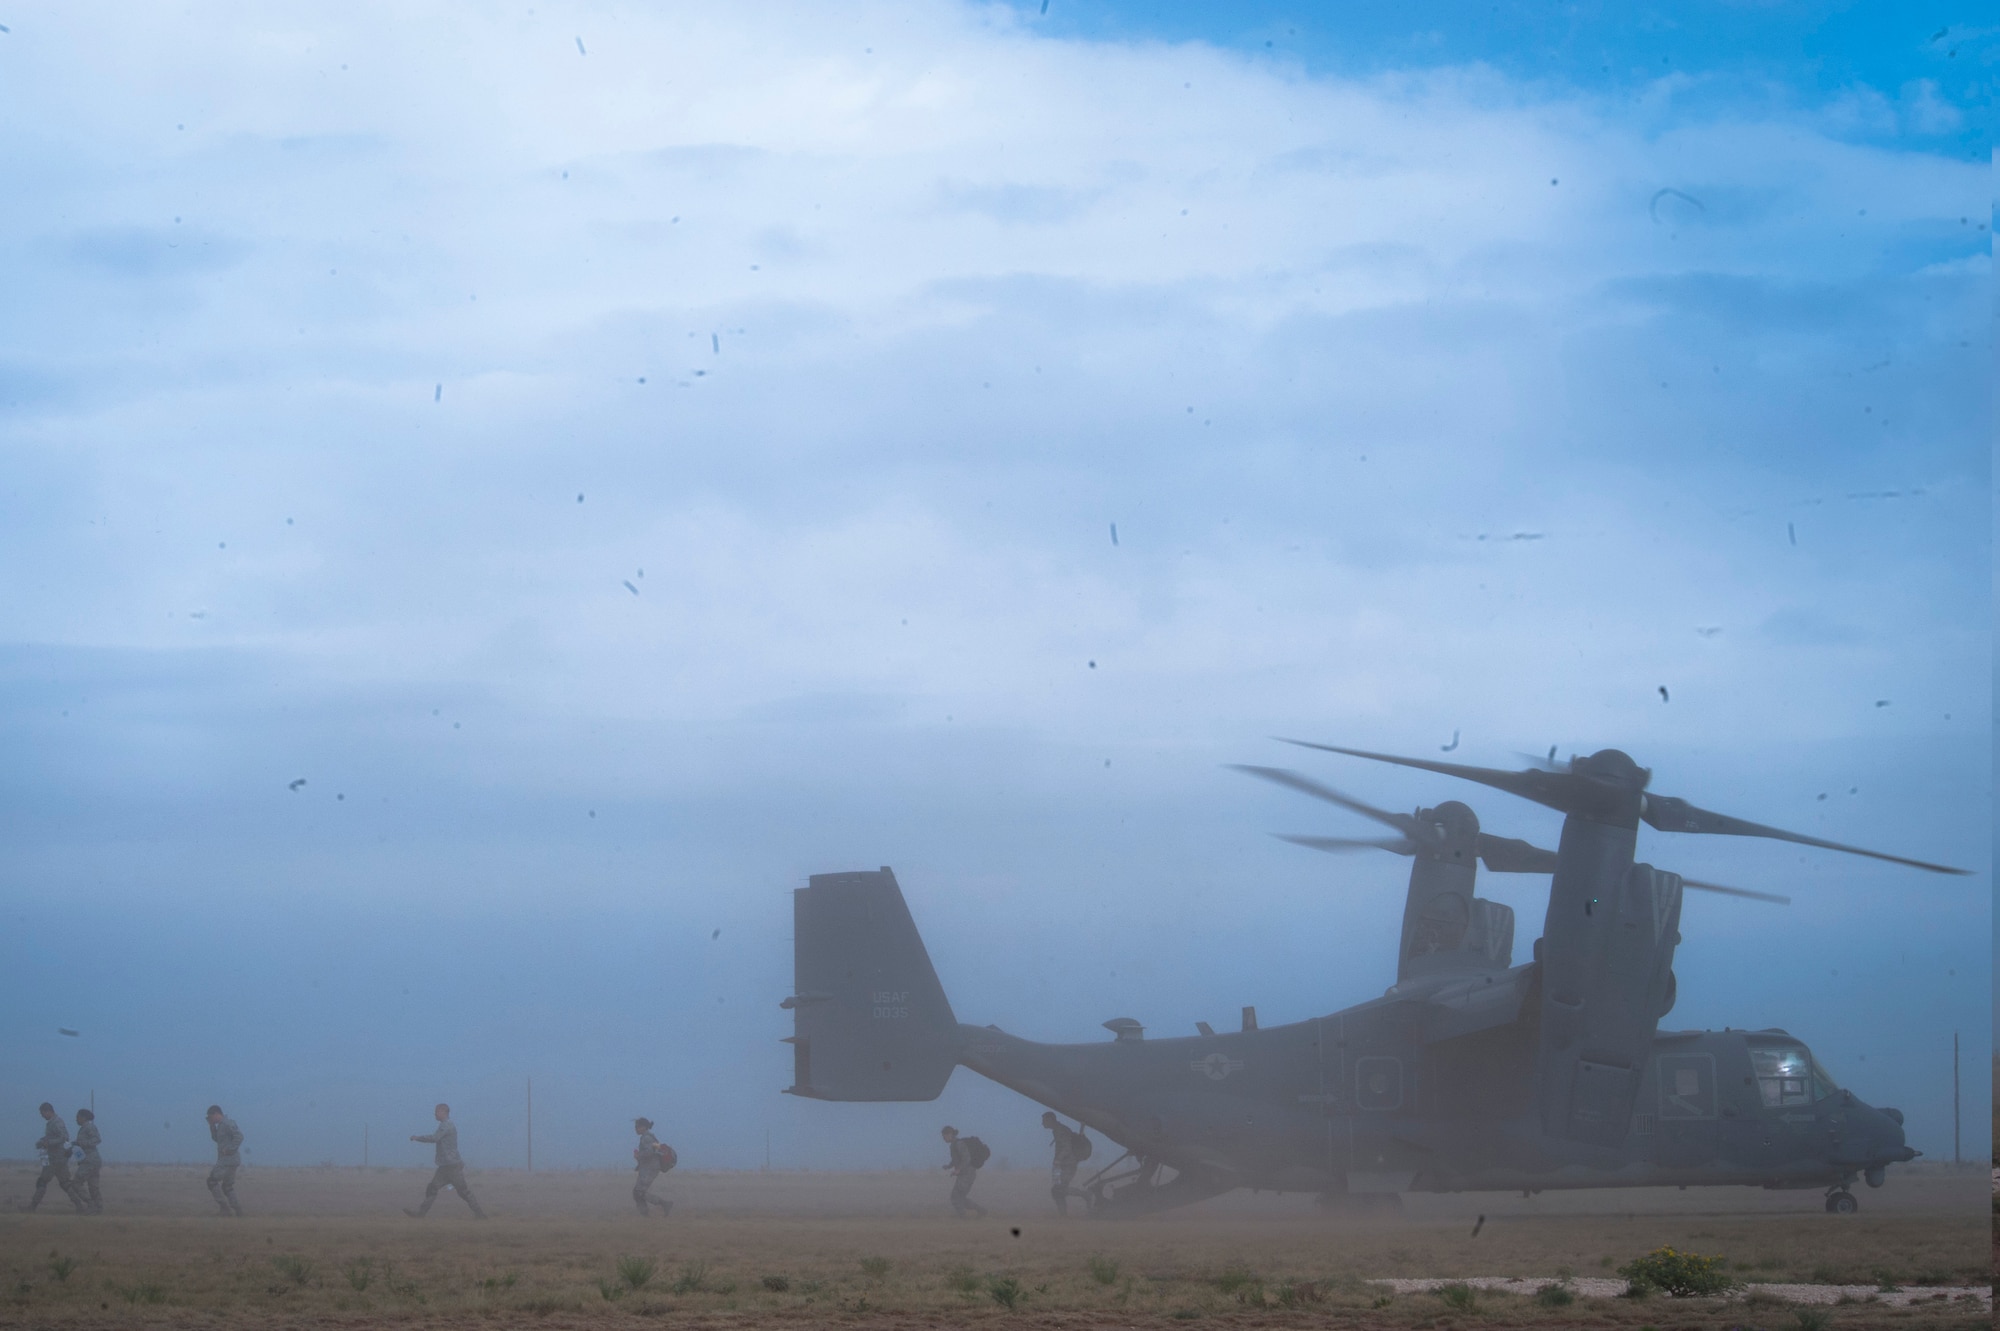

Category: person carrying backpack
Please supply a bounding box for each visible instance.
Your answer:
[940,1125,988,1218]
[1040,1111,1092,1215]
[631,1117,675,1217]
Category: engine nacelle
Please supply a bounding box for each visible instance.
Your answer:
[1535,843,1683,1147]
[1397,801,1515,981]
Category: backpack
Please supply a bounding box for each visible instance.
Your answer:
[656,1143,678,1172]
[963,1136,991,1169]
[1071,1129,1092,1162]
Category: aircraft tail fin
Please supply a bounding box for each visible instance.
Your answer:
[783,867,961,1101]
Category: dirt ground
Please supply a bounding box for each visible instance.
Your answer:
[0,1163,1987,1328]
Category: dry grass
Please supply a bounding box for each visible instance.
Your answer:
[0,1162,1986,1327]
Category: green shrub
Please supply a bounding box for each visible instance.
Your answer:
[946,1267,982,1295]
[122,1283,167,1305]
[617,1256,656,1290]
[596,1278,624,1302]
[47,1255,75,1284]
[760,1274,790,1293]
[1087,1255,1120,1285]
[670,1262,709,1294]
[987,1275,1024,1308]
[1535,1282,1574,1307]
[1619,1247,1736,1298]
[481,1270,519,1292]
[1212,1266,1258,1294]
[1277,1280,1325,1306]
[343,1258,373,1292]
[381,1262,425,1302]
[271,1255,314,1287]
[1793,1310,1832,1331]
[859,1256,892,1281]
[1436,1281,1477,1311]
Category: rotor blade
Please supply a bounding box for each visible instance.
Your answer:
[1473,834,1559,874]
[1640,794,1969,875]
[1681,877,1792,906]
[1230,765,1417,833]
[1273,833,1416,856]
[1277,739,1568,811]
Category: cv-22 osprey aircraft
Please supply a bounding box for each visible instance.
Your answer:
[780,742,1964,1216]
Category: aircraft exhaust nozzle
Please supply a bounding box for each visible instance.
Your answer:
[782,868,961,1101]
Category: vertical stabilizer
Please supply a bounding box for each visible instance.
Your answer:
[783,868,961,1101]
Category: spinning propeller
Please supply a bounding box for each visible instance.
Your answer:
[1233,763,1794,904]
[1276,741,1968,877]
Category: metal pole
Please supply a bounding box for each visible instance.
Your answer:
[526,1078,533,1173]
[1951,1031,1959,1166]
[364,1124,369,1168]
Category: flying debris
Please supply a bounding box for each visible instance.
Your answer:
[288,778,307,791]
[1471,1215,1485,1237]
[575,36,586,55]
[1658,686,1670,702]
[1874,699,1891,708]
[1787,522,1797,546]
[1110,522,1119,546]
[433,383,441,402]
[711,929,721,940]
[1649,188,1706,223]
[622,580,639,596]
[712,333,720,354]
[1695,626,1722,638]
[58,1028,79,1038]
[1441,729,1460,752]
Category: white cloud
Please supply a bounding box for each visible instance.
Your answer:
[0,0,1986,800]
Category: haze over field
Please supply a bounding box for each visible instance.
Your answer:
[0,1,1989,1181]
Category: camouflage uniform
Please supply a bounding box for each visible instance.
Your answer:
[1048,1121,1083,1215]
[946,1136,986,1218]
[29,1114,86,1212]
[207,1115,245,1215]
[409,1116,486,1218]
[632,1129,671,1216]
[73,1119,103,1214]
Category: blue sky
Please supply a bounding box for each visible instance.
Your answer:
[0,1,1989,1180]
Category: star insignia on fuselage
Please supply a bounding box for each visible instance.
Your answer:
[1192,1052,1245,1081]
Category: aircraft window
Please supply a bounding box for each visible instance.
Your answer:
[1808,1055,1840,1101]
[1749,1043,1814,1107]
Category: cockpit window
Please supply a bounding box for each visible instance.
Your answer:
[1749,1042,1836,1106]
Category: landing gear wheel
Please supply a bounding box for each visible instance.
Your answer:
[1825,1191,1857,1214]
